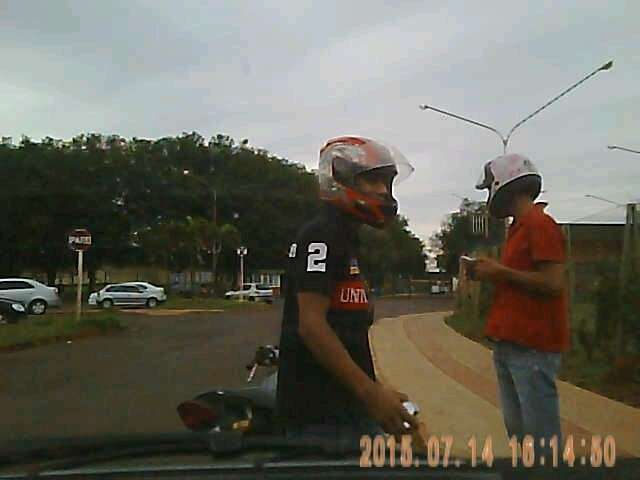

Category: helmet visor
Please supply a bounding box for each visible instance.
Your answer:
[386,143,414,186]
[323,138,414,188]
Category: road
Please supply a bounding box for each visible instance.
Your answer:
[0,295,452,443]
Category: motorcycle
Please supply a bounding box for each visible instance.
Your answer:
[177,344,420,436]
[177,345,281,435]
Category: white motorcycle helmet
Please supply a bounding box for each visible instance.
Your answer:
[475,153,542,218]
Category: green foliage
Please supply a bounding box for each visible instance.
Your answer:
[359,216,427,290]
[568,259,640,360]
[431,199,505,274]
[447,281,494,341]
[0,313,123,349]
[0,132,425,290]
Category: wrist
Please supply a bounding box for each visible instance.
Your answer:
[355,378,377,401]
[495,264,510,282]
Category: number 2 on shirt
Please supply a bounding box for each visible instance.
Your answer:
[307,242,328,272]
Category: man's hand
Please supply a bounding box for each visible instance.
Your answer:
[361,383,419,436]
[473,258,566,297]
[473,257,506,282]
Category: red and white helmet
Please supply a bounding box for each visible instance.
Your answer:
[475,153,542,218]
[318,136,414,228]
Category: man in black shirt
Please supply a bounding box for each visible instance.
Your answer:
[276,136,418,438]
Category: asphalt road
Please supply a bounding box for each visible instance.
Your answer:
[0,295,453,443]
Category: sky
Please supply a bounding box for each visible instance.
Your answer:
[1,0,638,244]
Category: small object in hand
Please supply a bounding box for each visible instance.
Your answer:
[402,400,419,429]
[401,401,430,453]
[460,255,477,280]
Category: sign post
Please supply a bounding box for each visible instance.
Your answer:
[68,229,92,321]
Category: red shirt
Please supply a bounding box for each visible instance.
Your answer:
[485,204,570,352]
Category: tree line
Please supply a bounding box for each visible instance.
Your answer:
[429,198,506,274]
[0,132,426,294]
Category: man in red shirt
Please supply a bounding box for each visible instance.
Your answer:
[471,153,569,456]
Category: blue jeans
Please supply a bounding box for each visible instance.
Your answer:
[492,341,562,457]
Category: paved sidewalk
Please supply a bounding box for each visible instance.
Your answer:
[369,311,640,459]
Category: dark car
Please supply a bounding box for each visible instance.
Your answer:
[0,297,28,324]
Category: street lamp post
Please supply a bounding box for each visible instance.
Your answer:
[237,246,248,291]
[184,169,220,290]
[421,60,613,257]
[584,194,624,207]
[419,60,613,153]
[607,145,640,155]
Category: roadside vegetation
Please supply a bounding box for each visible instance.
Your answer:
[0,312,124,352]
[1,133,426,297]
[446,271,640,408]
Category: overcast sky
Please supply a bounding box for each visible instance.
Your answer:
[2,0,638,242]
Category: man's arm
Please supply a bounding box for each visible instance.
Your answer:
[297,292,374,398]
[297,292,418,434]
[474,258,565,297]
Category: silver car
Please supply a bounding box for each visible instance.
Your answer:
[0,278,61,315]
[89,283,166,309]
[224,283,274,303]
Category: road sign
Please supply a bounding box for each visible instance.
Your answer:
[68,228,91,321]
[68,228,92,251]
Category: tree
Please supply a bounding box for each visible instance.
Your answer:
[432,199,505,274]
[188,217,240,290]
[0,132,426,296]
[359,216,427,292]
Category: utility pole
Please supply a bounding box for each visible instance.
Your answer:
[563,224,575,319]
[615,203,638,361]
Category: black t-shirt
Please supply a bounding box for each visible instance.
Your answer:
[276,206,376,428]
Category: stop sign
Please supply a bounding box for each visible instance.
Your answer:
[68,228,92,251]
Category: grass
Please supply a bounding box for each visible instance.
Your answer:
[445,302,640,408]
[0,312,124,351]
[445,310,487,344]
[160,296,270,310]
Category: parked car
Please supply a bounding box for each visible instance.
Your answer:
[88,282,167,309]
[430,283,450,295]
[119,282,167,297]
[0,278,61,315]
[0,298,28,324]
[224,283,274,303]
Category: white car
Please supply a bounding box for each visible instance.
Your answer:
[430,283,450,295]
[225,283,273,303]
[88,282,167,309]
[0,278,61,315]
